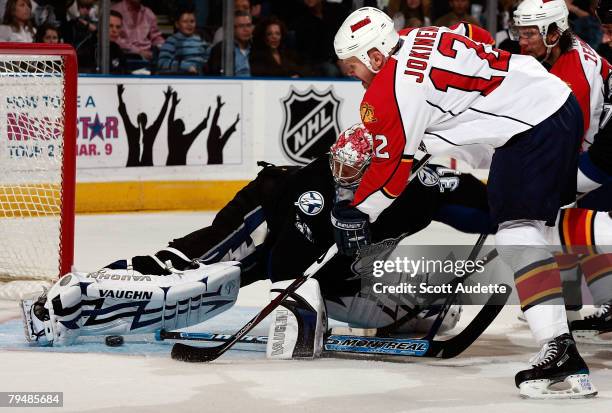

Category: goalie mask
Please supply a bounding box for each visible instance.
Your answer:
[329,123,373,187]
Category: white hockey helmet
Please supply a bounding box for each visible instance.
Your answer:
[512,0,569,41]
[334,7,400,72]
[329,123,374,187]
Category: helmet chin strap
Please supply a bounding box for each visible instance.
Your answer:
[540,31,561,63]
[539,45,553,63]
[362,53,388,74]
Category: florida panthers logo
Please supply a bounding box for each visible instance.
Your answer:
[280,87,341,165]
[360,102,377,124]
[295,191,324,216]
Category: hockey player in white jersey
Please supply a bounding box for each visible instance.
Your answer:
[512,0,612,345]
[334,7,596,398]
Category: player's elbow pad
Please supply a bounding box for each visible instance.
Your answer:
[266,278,327,359]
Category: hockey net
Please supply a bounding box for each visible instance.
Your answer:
[0,44,77,300]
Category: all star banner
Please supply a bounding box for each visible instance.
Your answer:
[72,77,362,182]
[74,77,247,182]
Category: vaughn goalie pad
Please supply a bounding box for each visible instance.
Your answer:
[22,261,241,346]
[266,278,327,359]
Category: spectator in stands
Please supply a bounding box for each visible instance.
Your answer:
[157,8,210,75]
[293,0,350,77]
[212,0,252,45]
[109,9,122,44]
[34,21,59,42]
[250,16,300,77]
[111,0,164,62]
[251,0,263,23]
[62,0,97,73]
[434,0,479,27]
[567,0,602,48]
[207,10,253,76]
[0,0,35,42]
[108,10,127,74]
[32,0,60,27]
[597,0,612,61]
[389,0,431,30]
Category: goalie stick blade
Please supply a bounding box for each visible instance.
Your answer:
[325,335,430,356]
[171,342,226,362]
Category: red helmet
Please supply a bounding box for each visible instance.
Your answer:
[329,123,373,187]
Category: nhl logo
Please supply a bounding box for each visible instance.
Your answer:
[281,87,342,165]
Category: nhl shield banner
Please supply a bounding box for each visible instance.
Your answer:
[280,87,342,165]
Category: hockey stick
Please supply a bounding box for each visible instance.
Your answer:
[171,244,339,362]
[158,330,268,344]
[326,285,510,359]
[158,285,510,359]
[375,236,493,337]
[422,233,489,341]
[171,154,434,362]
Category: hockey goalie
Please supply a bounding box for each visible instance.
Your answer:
[21,124,495,351]
[22,124,612,400]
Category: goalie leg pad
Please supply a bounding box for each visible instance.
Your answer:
[266,278,327,359]
[20,273,85,346]
[22,262,241,346]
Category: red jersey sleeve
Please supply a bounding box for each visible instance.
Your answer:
[352,58,430,222]
[551,50,591,137]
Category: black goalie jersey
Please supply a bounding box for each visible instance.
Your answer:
[163,156,492,287]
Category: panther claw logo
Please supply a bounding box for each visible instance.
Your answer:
[281,87,342,165]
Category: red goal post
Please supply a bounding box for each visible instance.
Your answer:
[0,43,77,290]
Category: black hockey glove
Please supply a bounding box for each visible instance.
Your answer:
[331,200,371,256]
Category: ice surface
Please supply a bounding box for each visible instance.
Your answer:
[0,212,610,412]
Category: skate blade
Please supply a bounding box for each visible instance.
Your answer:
[519,374,598,399]
[574,329,612,345]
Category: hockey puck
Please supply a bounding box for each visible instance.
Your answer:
[105,335,124,347]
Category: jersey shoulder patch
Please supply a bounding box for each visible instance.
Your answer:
[360,59,399,133]
[449,22,494,45]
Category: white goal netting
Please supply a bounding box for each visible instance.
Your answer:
[0,52,73,299]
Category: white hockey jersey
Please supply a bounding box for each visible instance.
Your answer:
[354,25,571,221]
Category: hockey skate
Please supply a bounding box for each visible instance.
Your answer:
[570,302,612,344]
[515,333,597,399]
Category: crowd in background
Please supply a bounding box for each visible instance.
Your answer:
[0,0,609,77]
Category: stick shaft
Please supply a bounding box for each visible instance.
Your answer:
[171,244,338,361]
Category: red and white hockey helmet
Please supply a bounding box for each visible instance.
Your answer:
[511,0,569,42]
[334,7,399,72]
[329,123,374,187]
